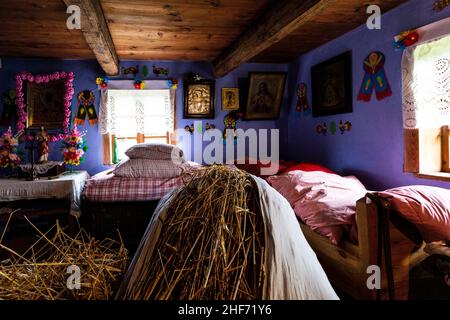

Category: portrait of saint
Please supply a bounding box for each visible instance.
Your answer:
[311,51,352,117]
[244,73,286,120]
[26,79,66,129]
[183,80,215,119]
[188,85,211,114]
[222,88,239,111]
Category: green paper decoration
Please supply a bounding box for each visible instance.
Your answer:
[142,65,149,77]
[330,121,337,135]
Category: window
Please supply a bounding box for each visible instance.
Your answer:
[100,88,175,164]
[403,33,450,178]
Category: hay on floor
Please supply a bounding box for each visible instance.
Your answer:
[0,214,129,300]
[119,165,266,300]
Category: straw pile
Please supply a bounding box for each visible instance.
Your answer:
[0,214,129,300]
[120,165,266,300]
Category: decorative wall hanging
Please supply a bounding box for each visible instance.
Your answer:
[142,65,149,78]
[315,123,327,136]
[393,30,419,51]
[222,88,240,111]
[167,79,178,90]
[1,89,17,125]
[15,71,74,142]
[311,51,353,117]
[121,65,139,76]
[243,72,286,120]
[96,77,108,89]
[0,127,21,168]
[357,51,392,102]
[74,90,98,126]
[339,120,352,134]
[61,127,87,172]
[134,79,146,90]
[153,65,169,77]
[433,0,449,12]
[296,83,309,113]
[185,124,195,134]
[223,111,239,141]
[330,121,337,135]
[183,78,215,119]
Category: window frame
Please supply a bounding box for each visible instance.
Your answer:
[442,125,450,173]
[101,88,177,165]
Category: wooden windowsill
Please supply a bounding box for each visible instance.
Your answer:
[415,172,450,182]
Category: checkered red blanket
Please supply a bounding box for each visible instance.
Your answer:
[83,170,183,202]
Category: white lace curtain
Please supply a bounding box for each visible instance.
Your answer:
[402,18,450,129]
[99,80,175,136]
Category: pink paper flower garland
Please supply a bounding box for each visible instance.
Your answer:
[15,71,75,142]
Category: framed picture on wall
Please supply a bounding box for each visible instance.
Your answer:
[26,79,66,129]
[243,72,287,120]
[183,79,215,119]
[221,88,239,111]
[311,51,353,117]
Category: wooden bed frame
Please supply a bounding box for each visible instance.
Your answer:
[80,197,160,255]
[300,196,428,300]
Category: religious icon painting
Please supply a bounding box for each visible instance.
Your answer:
[183,79,215,119]
[243,72,287,120]
[311,51,353,117]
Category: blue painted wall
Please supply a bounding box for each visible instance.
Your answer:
[0,59,289,174]
[286,0,450,190]
[2,0,449,191]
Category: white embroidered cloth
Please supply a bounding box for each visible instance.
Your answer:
[0,171,90,217]
[19,161,64,175]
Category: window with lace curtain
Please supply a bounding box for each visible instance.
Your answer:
[99,89,175,164]
[403,33,450,177]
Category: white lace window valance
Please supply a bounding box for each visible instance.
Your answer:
[99,80,175,136]
[402,17,450,129]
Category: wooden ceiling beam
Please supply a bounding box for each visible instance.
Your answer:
[212,0,331,78]
[63,0,119,76]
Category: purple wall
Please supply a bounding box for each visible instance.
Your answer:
[0,58,289,174]
[287,0,450,190]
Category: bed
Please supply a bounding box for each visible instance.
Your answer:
[238,161,431,300]
[81,170,185,252]
[299,196,428,300]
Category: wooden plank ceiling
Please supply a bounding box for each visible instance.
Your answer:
[0,0,407,70]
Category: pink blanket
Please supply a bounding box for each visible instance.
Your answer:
[267,170,367,244]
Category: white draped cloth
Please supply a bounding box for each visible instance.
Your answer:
[0,171,89,217]
[402,17,450,129]
[98,80,176,136]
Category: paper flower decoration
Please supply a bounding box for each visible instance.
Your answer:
[134,79,145,90]
[167,79,178,90]
[96,76,109,89]
[61,127,88,169]
[393,30,419,51]
[0,127,21,168]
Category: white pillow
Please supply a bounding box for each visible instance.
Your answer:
[113,159,189,178]
[125,143,185,163]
